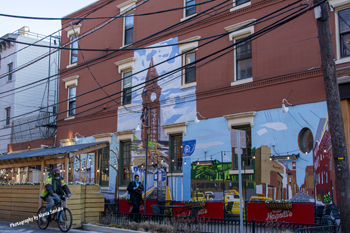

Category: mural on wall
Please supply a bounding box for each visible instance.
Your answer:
[186,102,338,208]
[116,37,197,201]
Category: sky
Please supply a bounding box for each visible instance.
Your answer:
[0,0,98,37]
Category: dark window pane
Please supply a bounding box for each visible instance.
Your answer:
[339,9,350,57]
[170,134,183,172]
[121,142,132,186]
[8,63,13,81]
[186,0,196,16]
[5,107,10,125]
[185,52,196,83]
[124,14,134,44]
[99,146,110,186]
[123,71,132,105]
[125,29,133,45]
[236,0,250,6]
[70,36,78,64]
[68,87,76,116]
[236,39,252,80]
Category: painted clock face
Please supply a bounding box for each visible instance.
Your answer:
[151,92,157,102]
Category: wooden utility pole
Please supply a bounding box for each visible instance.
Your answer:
[314,0,350,232]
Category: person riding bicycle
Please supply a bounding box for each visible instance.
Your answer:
[40,168,71,222]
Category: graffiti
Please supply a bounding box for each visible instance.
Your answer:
[266,210,293,222]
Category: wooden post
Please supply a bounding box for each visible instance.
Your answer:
[79,155,81,182]
[65,155,69,208]
[314,1,350,231]
[94,150,98,184]
[39,159,45,207]
[84,154,87,183]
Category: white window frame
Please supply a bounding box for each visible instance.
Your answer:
[332,0,350,64]
[67,86,76,118]
[122,69,133,106]
[181,0,197,22]
[62,75,79,120]
[225,19,255,86]
[65,24,82,68]
[115,57,136,108]
[178,36,200,89]
[118,0,137,47]
[7,63,13,82]
[230,0,251,12]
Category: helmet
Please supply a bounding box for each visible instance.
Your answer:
[52,168,61,179]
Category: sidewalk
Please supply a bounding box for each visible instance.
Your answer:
[82,223,145,233]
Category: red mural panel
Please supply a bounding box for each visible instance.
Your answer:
[119,199,157,215]
[247,203,314,224]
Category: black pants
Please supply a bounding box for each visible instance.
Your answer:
[130,196,141,222]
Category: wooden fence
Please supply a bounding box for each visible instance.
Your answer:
[0,184,104,228]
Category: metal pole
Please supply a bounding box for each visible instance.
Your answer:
[237,131,243,233]
[143,107,149,214]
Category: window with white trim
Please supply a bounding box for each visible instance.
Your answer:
[226,19,255,86]
[236,37,252,81]
[178,36,200,88]
[339,8,350,58]
[184,52,196,84]
[70,36,79,64]
[122,70,132,105]
[115,57,136,107]
[124,13,134,45]
[185,0,196,17]
[68,87,76,116]
[231,0,251,12]
[65,24,81,67]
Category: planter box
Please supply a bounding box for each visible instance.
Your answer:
[185,202,206,209]
[265,202,293,210]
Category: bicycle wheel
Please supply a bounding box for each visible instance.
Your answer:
[57,207,72,232]
[37,206,49,230]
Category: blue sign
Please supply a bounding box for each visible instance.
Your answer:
[183,140,196,157]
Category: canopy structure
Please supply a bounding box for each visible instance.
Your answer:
[0,141,109,207]
[0,141,108,169]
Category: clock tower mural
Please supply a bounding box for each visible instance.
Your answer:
[141,57,162,146]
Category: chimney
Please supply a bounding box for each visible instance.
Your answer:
[18,26,30,36]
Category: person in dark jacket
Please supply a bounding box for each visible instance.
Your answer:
[40,168,71,222]
[127,175,144,218]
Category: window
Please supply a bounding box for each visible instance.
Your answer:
[124,13,134,45]
[339,8,350,57]
[70,36,78,64]
[185,0,196,17]
[184,52,196,83]
[226,19,255,85]
[8,63,13,81]
[5,107,10,125]
[120,141,132,186]
[122,71,132,105]
[232,126,253,170]
[68,87,76,116]
[236,0,250,6]
[98,146,110,186]
[236,38,252,80]
[178,36,200,88]
[170,134,183,172]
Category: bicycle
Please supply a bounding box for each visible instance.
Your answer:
[37,195,73,232]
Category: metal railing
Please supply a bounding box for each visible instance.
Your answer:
[295,225,337,233]
[99,212,332,233]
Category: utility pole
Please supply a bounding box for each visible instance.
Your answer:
[314,1,350,232]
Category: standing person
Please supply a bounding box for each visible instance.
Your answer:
[40,168,71,222]
[127,174,144,221]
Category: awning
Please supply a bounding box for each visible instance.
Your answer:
[0,141,109,169]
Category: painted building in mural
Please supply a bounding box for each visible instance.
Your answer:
[55,0,350,209]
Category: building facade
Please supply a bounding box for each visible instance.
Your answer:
[57,0,350,207]
[0,26,59,154]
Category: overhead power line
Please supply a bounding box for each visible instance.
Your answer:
[0,1,214,20]
[0,0,317,138]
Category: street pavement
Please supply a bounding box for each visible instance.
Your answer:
[0,221,102,233]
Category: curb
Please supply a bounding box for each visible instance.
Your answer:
[82,223,145,233]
